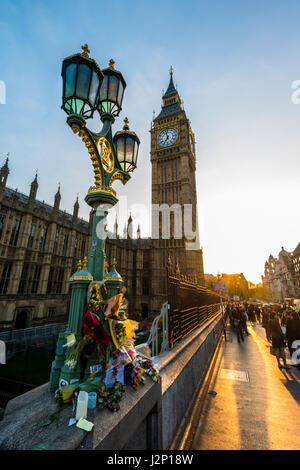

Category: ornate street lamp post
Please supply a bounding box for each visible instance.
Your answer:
[49,45,140,390]
[62,44,140,281]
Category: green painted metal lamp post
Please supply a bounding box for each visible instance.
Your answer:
[49,44,140,391]
[62,44,140,282]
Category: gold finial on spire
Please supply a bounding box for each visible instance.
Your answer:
[83,256,88,268]
[81,44,90,57]
[123,117,130,130]
[77,259,83,270]
[109,59,115,69]
[176,262,180,274]
[112,258,117,268]
[104,260,109,272]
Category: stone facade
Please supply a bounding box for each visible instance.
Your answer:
[262,245,300,302]
[0,159,91,330]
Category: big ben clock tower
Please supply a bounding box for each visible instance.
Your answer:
[150,69,204,307]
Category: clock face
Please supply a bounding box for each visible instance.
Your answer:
[158,128,178,147]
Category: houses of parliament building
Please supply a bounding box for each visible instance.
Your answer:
[0,72,204,330]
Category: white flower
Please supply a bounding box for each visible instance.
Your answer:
[65,359,77,369]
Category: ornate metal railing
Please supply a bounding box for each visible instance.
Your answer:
[169,303,221,346]
[147,301,169,357]
[167,262,225,347]
[146,262,227,356]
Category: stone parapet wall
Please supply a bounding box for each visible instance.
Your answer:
[0,312,223,450]
[155,311,223,448]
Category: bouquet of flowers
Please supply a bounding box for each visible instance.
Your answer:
[97,381,125,412]
[135,355,160,383]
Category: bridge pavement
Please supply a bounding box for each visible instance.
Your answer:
[180,323,300,450]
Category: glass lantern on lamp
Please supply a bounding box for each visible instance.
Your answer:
[113,118,140,172]
[61,44,103,120]
[97,59,126,117]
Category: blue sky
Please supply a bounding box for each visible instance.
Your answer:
[1,0,300,282]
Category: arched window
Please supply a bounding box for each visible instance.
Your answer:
[15,310,28,330]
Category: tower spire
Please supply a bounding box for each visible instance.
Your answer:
[114,215,118,239]
[163,67,177,98]
[53,183,61,213]
[73,193,79,222]
[127,212,133,239]
[153,68,182,120]
[0,154,10,191]
[29,170,38,202]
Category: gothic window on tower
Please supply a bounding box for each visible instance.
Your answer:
[48,307,56,319]
[56,268,64,294]
[0,212,6,240]
[47,267,54,293]
[53,230,59,254]
[142,278,149,296]
[31,265,41,294]
[143,251,150,270]
[38,227,47,252]
[9,217,21,246]
[0,262,12,294]
[81,239,86,259]
[61,234,68,256]
[47,267,64,294]
[73,237,78,257]
[18,263,29,294]
[27,223,36,249]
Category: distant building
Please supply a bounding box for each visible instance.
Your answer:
[218,273,249,300]
[205,273,249,299]
[204,273,217,290]
[262,245,300,302]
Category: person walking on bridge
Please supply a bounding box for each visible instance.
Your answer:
[269,312,290,369]
[231,307,244,343]
[286,310,300,359]
[248,304,255,323]
[262,307,271,342]
[240,306,250,336]
[255,305,261,323]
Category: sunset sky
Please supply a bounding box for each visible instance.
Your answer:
[0,0,300,282]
